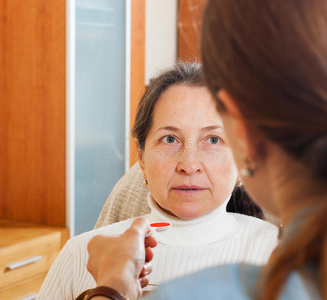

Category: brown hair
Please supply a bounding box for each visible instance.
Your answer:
[132,61,263,219]
[132,61,205,150]
[201,0,327,299]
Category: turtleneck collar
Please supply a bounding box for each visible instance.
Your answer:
[147,194,235,246]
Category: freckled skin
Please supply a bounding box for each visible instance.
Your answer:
[139,85,238,220]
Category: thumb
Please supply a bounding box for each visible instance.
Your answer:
[123,217,151,239]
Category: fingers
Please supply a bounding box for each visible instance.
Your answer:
[125,217,151,238]
[140,262,152,277]
[124,217,157,249]
[145,247,154,263]
[86,223,154,300]
[139,275,150,288]
[145,236,158,248]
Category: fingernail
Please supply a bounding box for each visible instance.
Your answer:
[143,265,150,274]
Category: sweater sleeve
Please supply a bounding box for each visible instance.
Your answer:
[36,218,136,300]
[37,240,75,300]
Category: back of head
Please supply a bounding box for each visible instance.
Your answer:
[201,0,327,299]
[202,0,327,179]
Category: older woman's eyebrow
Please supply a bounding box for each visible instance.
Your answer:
[201,125,223,131]
[155,126,181,133]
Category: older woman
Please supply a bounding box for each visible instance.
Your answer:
[37,63,278,300]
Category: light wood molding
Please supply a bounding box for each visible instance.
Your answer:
[130,0,146,167]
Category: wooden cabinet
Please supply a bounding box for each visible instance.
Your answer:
[0,2,70,298]
[0,219,69,300]
[0,0,66,227]
[0,3,68,296]
[0,276,46,300]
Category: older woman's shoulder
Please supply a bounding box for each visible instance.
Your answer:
[229,212,279,235]
[68,215,151,250]
[227,213,279,263]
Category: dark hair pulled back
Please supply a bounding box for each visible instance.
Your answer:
[132,61,205,150]
[132,61,264,220]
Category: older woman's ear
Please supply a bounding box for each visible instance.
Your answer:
[136,141,147,179]
[236,174,243,187]
[138,150,145,168]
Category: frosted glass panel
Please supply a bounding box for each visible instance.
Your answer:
[74,0,126,235]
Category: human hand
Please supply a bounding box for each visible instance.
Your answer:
[87,217,158,299]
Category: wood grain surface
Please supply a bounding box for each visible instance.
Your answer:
[178,0,207,60]
[0,0,66,226]
[130,0,146,166]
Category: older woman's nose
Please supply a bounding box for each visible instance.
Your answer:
[176,147,202,175]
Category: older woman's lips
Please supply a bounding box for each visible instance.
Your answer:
[172,185,206,192]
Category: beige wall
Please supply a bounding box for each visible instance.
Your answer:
[145,0,178,84]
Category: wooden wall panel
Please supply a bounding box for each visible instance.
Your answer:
[178,0,207,60]
[129,0,146,166]
[0,0,66,226]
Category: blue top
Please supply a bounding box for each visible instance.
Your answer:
[145,264,321,300]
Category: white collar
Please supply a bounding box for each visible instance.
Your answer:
[147,194,235,246]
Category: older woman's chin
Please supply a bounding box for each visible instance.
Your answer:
[162,204,220,220]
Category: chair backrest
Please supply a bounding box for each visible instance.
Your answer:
[94,162,150,228]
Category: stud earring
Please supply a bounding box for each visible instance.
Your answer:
[143,178,148,185]
[240,155,257,177]
[237,180,243,187]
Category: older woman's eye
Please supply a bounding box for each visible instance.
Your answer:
[207,136,221,144]
[162,135,177,144]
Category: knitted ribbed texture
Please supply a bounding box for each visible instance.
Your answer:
[37,195,278,299]
[145,195,278,291]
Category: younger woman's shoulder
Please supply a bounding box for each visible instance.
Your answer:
[145,263,321,300]
[145,263,260,300]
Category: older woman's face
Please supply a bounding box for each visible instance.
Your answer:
[139,84,238,219]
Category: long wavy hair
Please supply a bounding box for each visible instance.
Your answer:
[201,0,327,299]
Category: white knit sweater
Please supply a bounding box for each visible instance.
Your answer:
[37,195,278,299]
